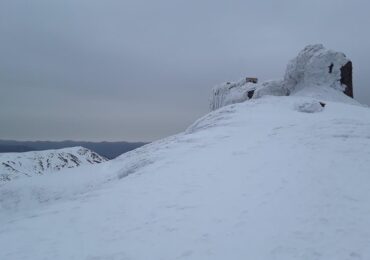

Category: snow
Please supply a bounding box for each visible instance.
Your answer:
[1,95,370,259]
[294,99,324,113]
[0,44,368,259]
[211,44,354,111]
[0,146,107,181]
[210,79,256,111]
[253,79,288,99]
[294,84,360,105]
[284,44,350,94]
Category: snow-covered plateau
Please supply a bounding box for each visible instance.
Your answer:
[1,45,369,260]
[0,146,107,181]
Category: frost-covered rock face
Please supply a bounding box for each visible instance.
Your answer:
[284,44,351,94]
[210,79,256,111]
[252,80,288,99]
[210,44,354,111]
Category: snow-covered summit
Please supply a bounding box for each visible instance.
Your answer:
[0,146,107,181]
[210,44,355,110]
[1,45,369,259]
[1,95,370,259]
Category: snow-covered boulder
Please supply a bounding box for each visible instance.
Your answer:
[294,100,324,113]
[210,79,256,111]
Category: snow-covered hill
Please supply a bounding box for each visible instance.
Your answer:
[0,147,107,181]
[1,45,369,260]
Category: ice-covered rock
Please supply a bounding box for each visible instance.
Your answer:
[284,44,352,95]
[210,79,257,111]
[253,80,288,99]
[210,44,354,110]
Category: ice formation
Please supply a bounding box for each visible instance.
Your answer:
[209,79,256,111]
[283,44,352,95]
[210,44,353,111]
[252,79,288,99]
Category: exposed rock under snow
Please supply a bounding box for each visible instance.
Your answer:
[0,146,107,181]
[209,79,257,111]
[210,44,355,111]
[294,100,324,113]
[253,79,289,99]
[284,44,351,94]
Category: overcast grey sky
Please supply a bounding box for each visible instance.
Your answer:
[1,0,369,141]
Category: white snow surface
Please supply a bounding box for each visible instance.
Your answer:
[0,146,107,181]
[1,93,370,259]
[294,100,324,113]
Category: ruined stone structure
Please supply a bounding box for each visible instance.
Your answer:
[246,77,258,84]
[210,44,355,111]
[341,61,353,98]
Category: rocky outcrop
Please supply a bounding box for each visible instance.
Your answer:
[282,44,352,96]
[209,79,257,111]
[341,61,353,98]
[252,80,289,99]
[210,44,354,111]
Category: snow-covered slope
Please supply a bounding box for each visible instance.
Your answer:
[1,45,370,259]
[0,147,107,181]
[1,95,370,259]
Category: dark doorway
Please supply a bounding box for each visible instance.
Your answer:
[340,61,353,98]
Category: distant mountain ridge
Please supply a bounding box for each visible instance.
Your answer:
[0,140,148,159]
[0,146,107,181]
